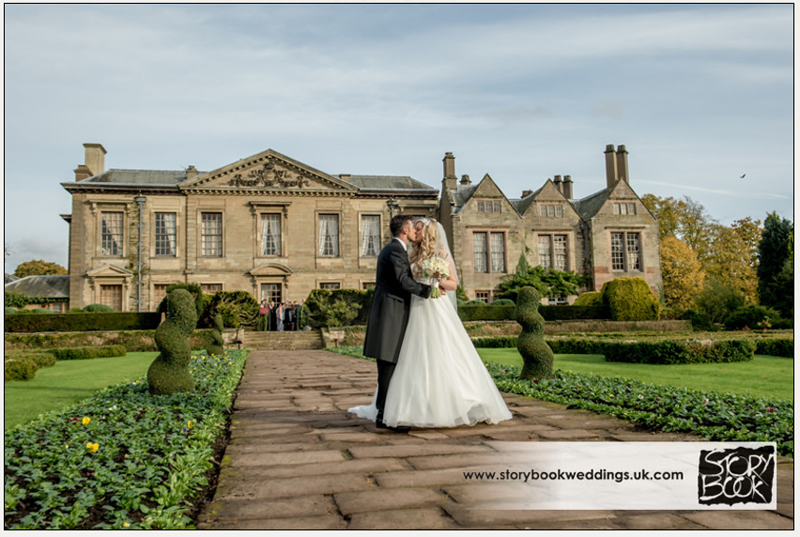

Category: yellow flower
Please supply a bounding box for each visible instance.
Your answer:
[85,442,99,453]
[123,523,130,528]
[187,420,194,428]
[82,416,91,425]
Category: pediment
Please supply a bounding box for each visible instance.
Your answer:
[180,149,357,192]
[86,264,134,278]
[249,262,293,276]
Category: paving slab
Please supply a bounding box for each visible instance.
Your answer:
[198,349,794,531]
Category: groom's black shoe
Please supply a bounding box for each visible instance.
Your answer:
[376,420,410,434]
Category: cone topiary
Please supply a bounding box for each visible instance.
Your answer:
[207,313,225,356]
[147,289,197,395]
[515,286,554,380]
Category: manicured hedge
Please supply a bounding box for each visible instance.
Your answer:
[13,352,58,368]
[51,345,128,361]
[458,304,610,322]
[755,338,794,358]
[5,312,162,333]
[4,359,38,381]
[602,339,756,364]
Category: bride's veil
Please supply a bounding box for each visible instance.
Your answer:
[434,220,459,310]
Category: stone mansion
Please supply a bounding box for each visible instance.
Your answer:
[60,143,662,311]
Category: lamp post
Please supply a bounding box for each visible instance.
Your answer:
[134,195,147,312]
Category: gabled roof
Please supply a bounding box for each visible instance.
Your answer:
[5,273,19,284]
[572,187,611,220]
[514,185,545,216]
[450,184,479,213]
[5,275,69,299]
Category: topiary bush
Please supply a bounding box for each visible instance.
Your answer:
[491,298,515,306]
[306,289,371,328]
[29,308,52,314]
[206,314,225,356]
[5,352,57,369]
[5,312,161,333]
[601,277,661,321]
[5,358,37,381]
[147,289,197,395]
[573,291,602,307]
[515,286,554,380]
[157,283,204,319]
[83,303,115,313]
[602,339,757,364]
[5,307,17,315]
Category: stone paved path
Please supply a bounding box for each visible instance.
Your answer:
[197,350,794,530]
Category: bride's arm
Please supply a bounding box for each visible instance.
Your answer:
[436,257,458,292]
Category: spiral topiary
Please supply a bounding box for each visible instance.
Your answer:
[207,313,225,356]
[515,286,554,380]
[147,289,197,395]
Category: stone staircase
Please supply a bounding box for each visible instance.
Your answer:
[242,329,325,350]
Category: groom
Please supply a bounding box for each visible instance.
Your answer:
[363,214,434,432]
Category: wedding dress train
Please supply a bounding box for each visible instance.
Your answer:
[349,278,512,428]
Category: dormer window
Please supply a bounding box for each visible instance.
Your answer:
[614,202,636,215]
[539,204,563,217]
[476,199,501,213]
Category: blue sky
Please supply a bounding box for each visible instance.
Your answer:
[4,3,793,272]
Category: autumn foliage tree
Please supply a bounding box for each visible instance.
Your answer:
[659,236,705,311]
[13,260,67,278]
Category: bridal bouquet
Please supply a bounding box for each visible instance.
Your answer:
[422,255,449,298]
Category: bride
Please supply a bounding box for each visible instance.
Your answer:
[350,218,512,428]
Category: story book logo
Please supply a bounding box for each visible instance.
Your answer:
[697,445,776,506]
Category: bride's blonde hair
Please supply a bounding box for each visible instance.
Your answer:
[410,217,438,276]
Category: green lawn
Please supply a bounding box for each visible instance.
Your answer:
[4,352,158,428]
[477,349,793,402]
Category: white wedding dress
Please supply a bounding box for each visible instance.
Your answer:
[349,270,513,428]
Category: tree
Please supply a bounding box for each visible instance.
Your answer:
[659,236,705,311]
[641,194,681,240]
[495,260,586,303]
[14,260,67,278]
[705,224,758,304]
[641,195,716,262]
[757,212,793,316]
[694,278,746,326]
[730,217,763,269]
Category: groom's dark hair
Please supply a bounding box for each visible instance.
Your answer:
[390,214,413,237]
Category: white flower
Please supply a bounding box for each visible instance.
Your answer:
[422,255,449,279]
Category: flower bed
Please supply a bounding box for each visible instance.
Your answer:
[4,349,247,530]
[485,364,793,458]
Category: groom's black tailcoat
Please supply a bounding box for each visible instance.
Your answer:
[363,238,431,420]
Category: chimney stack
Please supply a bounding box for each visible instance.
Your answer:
[604,144,618,190]
[83,143,106,177]
[442,152,457,191]
[186,165,199,179]
[522,189,533,198]
[460,174,471,186]
[616,144,629,184]
[562,175,573,199]
[553,175,563,193]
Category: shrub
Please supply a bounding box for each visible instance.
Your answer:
[516,287,554,380]
[602,339,756,365]
[5,358,37,381]
[52,345,128,361]
[5,307,17,314]
[471,336,518,348]
[8,352,57,368]
[200,291,259,329]
[682,309,717,331]
[546,338,608,355]
[755,338,793,358]
[491,298,515,306]
[306,289,370,328]
[147,289,198,395]
[466,299,486,306]
[206,314,225,356]
[5,290,32,309]
[724,305,784,331]
[458,304,516,322]
[83,303,115,313]
[29,308,52,314]
[5,312,162,333]
[573,291,602,307]
[601,277,661,321]
[538,305,610,321]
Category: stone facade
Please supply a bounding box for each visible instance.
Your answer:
[61,143,661,311]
